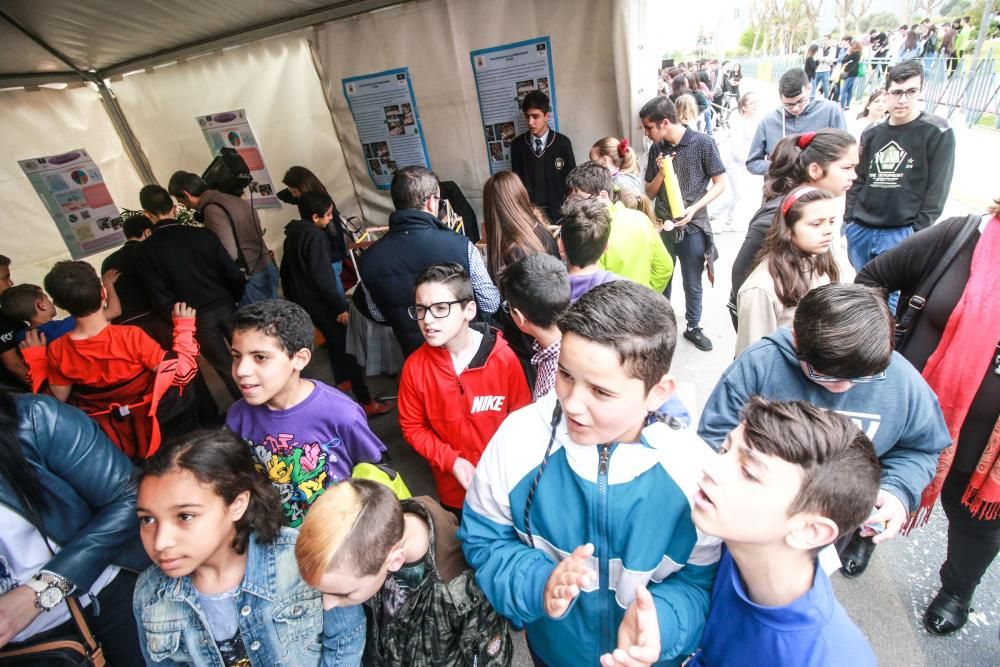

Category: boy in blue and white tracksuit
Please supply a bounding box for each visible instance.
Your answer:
[458,281,721,666]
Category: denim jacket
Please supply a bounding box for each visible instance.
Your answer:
[133,528,324,666]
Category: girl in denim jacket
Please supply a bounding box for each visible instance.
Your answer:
[132,428,365,666]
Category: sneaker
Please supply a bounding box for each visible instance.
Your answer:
[684,327,713,351]
[335,380,352,393]
[361,399,394,418]
[924,588,973,635]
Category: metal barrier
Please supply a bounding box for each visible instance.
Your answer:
[733,55,1000,129]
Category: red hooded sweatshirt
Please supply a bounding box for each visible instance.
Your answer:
[398,325,531,508]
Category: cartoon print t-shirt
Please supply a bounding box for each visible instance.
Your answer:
[226,380,386,527]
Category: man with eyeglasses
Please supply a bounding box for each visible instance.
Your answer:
[358,166,501,356]
[745,68,846,176]
[699,283,950,579]
[845,61,955,288]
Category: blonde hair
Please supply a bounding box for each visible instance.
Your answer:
[614,188,659,226]
[675,94,699,127]
[295,479,403,584]
[589,137,640,176]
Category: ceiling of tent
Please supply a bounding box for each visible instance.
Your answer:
[0,0,404,84]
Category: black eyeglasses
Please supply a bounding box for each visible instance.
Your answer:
[887,87,921,100]
[407,300,466,321]
[803,359,886,384]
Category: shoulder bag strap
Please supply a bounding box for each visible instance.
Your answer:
[205,202,250,272]
[895,214,982,350]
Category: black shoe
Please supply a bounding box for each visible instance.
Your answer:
[924,589,972,635]
[838,532,876,578]
[684,327,713,351]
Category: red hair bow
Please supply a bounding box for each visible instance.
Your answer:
[617,138,630,158]
[797,132,817,149]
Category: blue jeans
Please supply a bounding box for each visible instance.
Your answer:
[813,71,831,98]
[846,222,913,312]
[320,604,366,666]
[240,261,279,306]
[840,76,858,109]
[662,227,708,329]
[331,260,345,296]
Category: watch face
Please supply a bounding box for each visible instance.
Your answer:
[39,586,64,610]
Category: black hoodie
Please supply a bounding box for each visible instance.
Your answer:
[280,218,347,314]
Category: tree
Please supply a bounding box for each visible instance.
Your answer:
[739,26,757,53]
[940,0,972,17]
[858,10,901,33]
[847,0,876,33]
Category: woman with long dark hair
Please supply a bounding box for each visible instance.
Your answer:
[735,187,840,354]
[728,129,859,327]
[482,171,559,285]
[0,391,146,662]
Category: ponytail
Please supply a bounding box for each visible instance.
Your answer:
[590,137,640,176]
[763,129,856,200]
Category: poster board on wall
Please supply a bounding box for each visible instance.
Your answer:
[197,109,282,208]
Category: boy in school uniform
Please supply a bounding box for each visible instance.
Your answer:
[558,198,625,303]
[296,478,514,667]
[511,90,576,222]
[459,280,721,666]
[688,397,878,665]
[398,263,531,516]
[501,254,570,400]
[225,299,387,528]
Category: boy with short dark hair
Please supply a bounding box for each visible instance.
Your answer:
[558,198,624,302]
[226,299,387,528]
[501,254,570,400]
[459,280,721,666]
[398,263,531,515]
[18,260,199,459]
[688,397,878,665]
[296,478,513,666]
[510,90,576,221]
[2,284,73,344]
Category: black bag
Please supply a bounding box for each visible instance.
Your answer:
[894,214,982,351]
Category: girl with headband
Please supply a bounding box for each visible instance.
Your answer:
[728,128,858,330]
[589,137,643,195]
[734,186,841,354]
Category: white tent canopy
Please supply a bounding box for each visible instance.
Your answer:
[0,0,658,286]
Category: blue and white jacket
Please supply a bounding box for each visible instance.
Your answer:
[458,394,721,666]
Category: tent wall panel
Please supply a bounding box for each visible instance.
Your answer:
[0,85,145,287]
[311,0,620,224]
[108,33,359,262]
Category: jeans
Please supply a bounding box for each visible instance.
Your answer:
[195,302,240,398]
[813,70,831,98]
[331,260,345,296]
[301,299,372,404]
[240,261,279,306]
[846,222,913,312]
[5,570,144,666]
[840,76,858,109]
[320,604,366,666]
[940,468,1000,600]
[662,227,708,329]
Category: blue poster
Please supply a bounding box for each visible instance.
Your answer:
[342,68,431,190]
[470,37,558,174]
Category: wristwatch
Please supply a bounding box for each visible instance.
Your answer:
[26,572,72,611]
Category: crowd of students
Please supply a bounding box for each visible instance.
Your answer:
[0,54,995,667]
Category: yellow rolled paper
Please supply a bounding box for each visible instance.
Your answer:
[661,154,685,219]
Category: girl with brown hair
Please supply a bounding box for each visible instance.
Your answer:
[482,171,559,284]
[735,186,841,354]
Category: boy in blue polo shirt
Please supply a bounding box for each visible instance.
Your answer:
[688,397,878,665]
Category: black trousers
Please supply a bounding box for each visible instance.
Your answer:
[939,466,1000,600]
[301,300,372,404]
[3,570,143,666]
[195,303,240,399]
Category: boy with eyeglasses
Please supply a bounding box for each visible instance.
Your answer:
[699,283,951,580]
[845,60,955,279]
[398,263,531,516]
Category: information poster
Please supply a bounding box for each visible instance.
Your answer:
[18,149,124,259]
[470,37,558,174]
[342,67,431,190]
[197,109,281,208]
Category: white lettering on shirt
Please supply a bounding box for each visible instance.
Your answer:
[471,395,505,414]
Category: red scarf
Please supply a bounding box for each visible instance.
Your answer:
[905,216,1000,531]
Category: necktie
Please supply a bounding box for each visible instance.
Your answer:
[535,138,543,155]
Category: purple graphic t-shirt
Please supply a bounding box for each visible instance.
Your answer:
[226,381,386,527]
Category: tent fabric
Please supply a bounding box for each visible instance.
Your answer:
[107,33,359,263]
[310,0,621,224]
[0,85,145,286]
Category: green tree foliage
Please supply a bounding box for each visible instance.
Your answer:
[858,10,901,33]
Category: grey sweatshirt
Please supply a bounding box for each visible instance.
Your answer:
[745,99,847,175]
